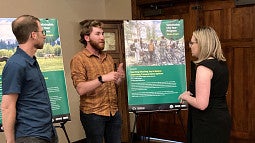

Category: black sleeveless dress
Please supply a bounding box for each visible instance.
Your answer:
[187,59,231,143]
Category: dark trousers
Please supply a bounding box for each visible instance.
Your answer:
[80,111,122,143]
[16,135,58,143]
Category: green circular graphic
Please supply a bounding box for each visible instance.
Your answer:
[160,20,184,40]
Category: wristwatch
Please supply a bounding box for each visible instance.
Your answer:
[98,75,104,84]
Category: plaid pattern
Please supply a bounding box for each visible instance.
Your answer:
[70,48,118,116]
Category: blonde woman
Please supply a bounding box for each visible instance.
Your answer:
[179,26,231,143]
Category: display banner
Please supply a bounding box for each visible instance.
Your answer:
[0,18,70,131]
[124,20,187,112]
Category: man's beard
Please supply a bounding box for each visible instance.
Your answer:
[90,39,105,51]
[34,43,44,49]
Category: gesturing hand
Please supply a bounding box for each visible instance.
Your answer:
[117,63,125,79]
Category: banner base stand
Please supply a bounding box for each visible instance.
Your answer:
[130,111,152,143]
[55,120,71,143]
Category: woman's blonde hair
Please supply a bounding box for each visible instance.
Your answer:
[193,26,226,63]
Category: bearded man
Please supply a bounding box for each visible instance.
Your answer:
[70,20,125,143]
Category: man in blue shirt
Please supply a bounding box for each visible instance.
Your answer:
[1,15,58,143]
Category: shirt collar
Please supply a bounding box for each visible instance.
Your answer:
[83,48,107,59]
[16,46,36,65]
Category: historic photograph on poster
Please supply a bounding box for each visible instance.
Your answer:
[124,20,187,112]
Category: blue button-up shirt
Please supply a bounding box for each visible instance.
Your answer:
[2,47,55,141]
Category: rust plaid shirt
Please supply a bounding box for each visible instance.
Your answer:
[70,48,118,116]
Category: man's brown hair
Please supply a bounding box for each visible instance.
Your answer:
[12,15,40,44]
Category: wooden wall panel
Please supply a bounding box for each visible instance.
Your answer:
[232,48,248,137]
[204,10,223,36]
[132,0,255,141]
[231,47,255,139]
[247,48,255,138]
[231,6,254,39]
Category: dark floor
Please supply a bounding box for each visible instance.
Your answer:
[73,138,253,143]
[132,138,254,143]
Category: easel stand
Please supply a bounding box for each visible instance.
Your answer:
[1,121,71,143]
[55,121,71,143]
[131,111,138,143]
[131,111,152,143]
[130,108,186,143]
